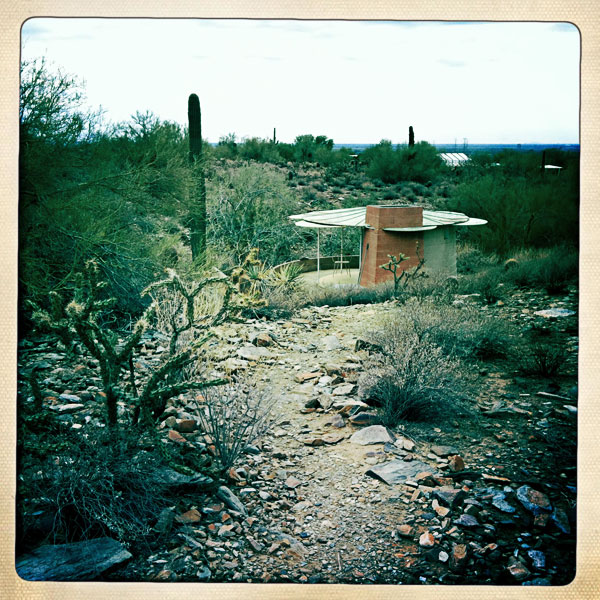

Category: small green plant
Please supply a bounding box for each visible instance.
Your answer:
[265,262,304,291]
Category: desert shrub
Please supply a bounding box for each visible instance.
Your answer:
[520,342,567,377]
[238,262,306,319]
[16,425,183,551]
[293,134,335,164]
[401,272,460,305]
[456,243,499,275]
[302,282,396,307]
[253,285,303,318]
[411,182,427,196]
[460,266,510,304]
[359,328,466,425]
[19,59,201,317]
[194,382,275,472]
[385,297,513,360]
[504,245,578,293]
[449,167,579,254]
[238,136,282,163]
[362,140,398,183]
[362,140,447,185]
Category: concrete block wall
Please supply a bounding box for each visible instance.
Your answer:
[422,227,457,276]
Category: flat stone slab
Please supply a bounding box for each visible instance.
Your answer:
[431,445,459,457]
[216,485,248,515]
[350,425,393,445]
[152,467,214,489]
[534,308,576,318]
[236,346,273,361]
[16,537,132,581]
[332,383,356,396]
[49,403,85,414]
[365,459,435,485]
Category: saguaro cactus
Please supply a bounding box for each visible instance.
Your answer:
[188,93,206,260]
[409,125,415,147]
[541,150,546,177]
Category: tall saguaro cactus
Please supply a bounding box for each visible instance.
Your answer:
[188,93,206,260]
[409,125,415,147]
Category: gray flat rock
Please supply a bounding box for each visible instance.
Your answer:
[236,346,273,361]
[350,425,393,445]
[152,467,214,489]
[216,485,248,515]
[534,308,575,318]
[16,537,131,581]
[322,335,341,350]
[365,459,435,485]
[332,383,356,396]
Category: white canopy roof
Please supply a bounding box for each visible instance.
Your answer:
[289,206,486,231]
[439,152,470,167]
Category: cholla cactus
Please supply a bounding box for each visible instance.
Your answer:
[29,261,238,428]
[30,261,153,426]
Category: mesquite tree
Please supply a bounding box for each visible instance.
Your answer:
[188,93,207,260]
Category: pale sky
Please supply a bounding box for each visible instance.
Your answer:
[21,19,580,145]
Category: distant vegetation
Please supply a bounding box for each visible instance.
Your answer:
[19,57,579,323]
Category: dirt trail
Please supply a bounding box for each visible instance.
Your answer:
[238,303,419,580]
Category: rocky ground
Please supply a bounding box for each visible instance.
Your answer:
[16,286,578,585]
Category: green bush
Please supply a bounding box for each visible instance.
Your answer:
[19,60,201,316]
[207,164,305,267]
[519,342,567,378]
[449,166,579,254]
[194,382,275,472]
[460,266,509,304]
[302,282,396,307]
[456,243,499,275]
[372,297,513,360]
[17,427,177,548]
[504,245,578,293]
[361,140,447,184]
[238,137,281,163]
